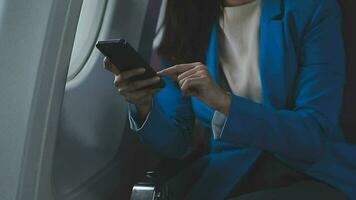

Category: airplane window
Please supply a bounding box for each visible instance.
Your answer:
[67,0,107,81]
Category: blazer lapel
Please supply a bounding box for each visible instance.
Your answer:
[259,0,289,108]
[206,24,221,84]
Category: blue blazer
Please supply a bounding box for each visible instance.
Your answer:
[130,0,356,199]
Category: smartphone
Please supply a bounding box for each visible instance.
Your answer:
[96,39,165,89]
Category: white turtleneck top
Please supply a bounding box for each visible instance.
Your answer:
[212,0,263,138]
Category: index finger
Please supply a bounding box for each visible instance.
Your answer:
[157,62,201,78]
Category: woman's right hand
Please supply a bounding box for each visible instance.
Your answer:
[103,57,162,119]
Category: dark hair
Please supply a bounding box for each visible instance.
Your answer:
[158,0,224,64]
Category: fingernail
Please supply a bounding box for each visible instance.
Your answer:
[139,68,146,72]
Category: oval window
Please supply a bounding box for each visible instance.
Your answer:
[67,0,107,81]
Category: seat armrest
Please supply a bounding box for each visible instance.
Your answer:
[131,126,210,199]
[130,159,195,200]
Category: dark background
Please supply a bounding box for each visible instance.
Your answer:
[339,0,356,143]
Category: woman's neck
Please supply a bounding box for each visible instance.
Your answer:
[224,0,255,7]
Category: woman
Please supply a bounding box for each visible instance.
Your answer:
[104,0,352,199]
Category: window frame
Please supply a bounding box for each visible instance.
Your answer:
[66,0,109,81]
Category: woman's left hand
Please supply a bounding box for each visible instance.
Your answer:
[158,62,232,116]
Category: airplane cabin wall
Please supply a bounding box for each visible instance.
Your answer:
[0,0,83,200]
[53,0,152,199]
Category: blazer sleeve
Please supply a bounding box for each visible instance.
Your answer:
[218,0,346,162]
[129,62,195,159]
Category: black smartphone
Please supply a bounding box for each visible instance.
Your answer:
[96,39,165,89]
